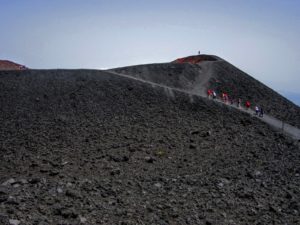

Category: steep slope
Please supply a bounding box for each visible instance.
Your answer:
[110,61,213,96]
[208,59,300,128]
[110,55,300,128]
[0,69,299,225]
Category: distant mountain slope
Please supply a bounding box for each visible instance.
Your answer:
[0,60,27,70]
[208,59,300,128]
[0,69,299,224]
[110,55,300,128]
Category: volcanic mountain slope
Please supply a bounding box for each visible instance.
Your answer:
[0,60,27,71]
[0,69,299,225]
[110,55,300,128]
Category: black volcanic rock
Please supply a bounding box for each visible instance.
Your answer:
[0,69,299,224]
[209,59,300,128]
[111,56,300,128]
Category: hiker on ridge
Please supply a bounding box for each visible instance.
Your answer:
[222,92,228,103]
[229,96,234,105]
[245,101,251,110]
[212,91,217,100]
[255,106,259,115]
[207,89,212,98]
[222,93,225,102]
[225,93,229,103]
[237,98,241,108]
[259,107,264,117]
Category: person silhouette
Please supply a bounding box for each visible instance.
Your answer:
[245,101,251,110]
[259,107,264,117]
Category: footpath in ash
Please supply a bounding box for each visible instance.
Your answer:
[106,69,300,140]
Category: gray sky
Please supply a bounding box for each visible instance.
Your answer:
[1,0,299,104]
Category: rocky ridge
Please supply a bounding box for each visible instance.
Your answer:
[0,68,299,224]
[111,55,300,128]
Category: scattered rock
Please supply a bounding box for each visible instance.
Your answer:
[190,130,200,135]
[66,189,80,199]
[145,156,155,163]
[258,130,266,136]
[29,178,41,184]
[12,183,20,188]
[217,182,224,188]
[0,213,8,224]
[218,178,230,185]
[49,170,60,176]
[189,144,197,149]
[206,131,212,136]
[19,179,28,184]
[169,208,179,218]
[61,208,78,218]
[254,171,262,177]
[201,131,212,137]
[154,183,162,188]
[110,168,121,176]
[205,220,213,225]
[9,219,20,225]
[0,194,7,203]
[2,178,16,186]
[57,187,63,194]
[79,216,87,223]
[6,196,19,205]
[109,155,129,162]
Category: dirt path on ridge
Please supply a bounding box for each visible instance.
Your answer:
[106,70,300,140]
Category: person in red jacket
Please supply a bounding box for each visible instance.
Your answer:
[245,101,251,110]
[207,89,213,98]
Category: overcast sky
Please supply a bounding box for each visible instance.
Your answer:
[1,0,299,105]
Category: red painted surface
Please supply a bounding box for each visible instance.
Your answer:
[173,55,217,64]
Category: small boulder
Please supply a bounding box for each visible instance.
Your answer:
[110,168,121,176]
[190,130,200,135]
[154,183,162,188]
[189,144,197,149]
[66,189,80,199]
[2,178,16,186]
[145,156,155,163]
[29,178,41,184]
[79,216,87,223]
[9,219,21,225]
[57,187,63,194]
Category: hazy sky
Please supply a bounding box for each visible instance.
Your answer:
[1,0,299,104]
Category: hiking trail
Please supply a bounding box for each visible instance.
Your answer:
[106,70,300,140]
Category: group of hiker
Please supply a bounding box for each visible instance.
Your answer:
[207,89,264,117]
